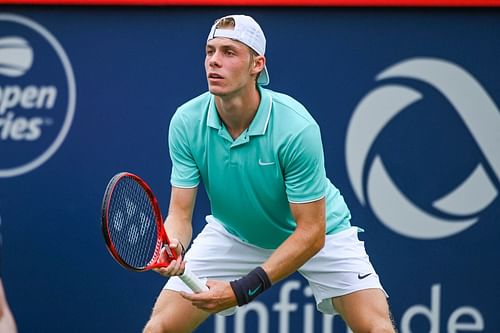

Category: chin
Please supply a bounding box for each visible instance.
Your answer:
[208,85,229,97]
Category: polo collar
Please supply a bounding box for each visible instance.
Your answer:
[248,86,272,136]
[207,86,272,136]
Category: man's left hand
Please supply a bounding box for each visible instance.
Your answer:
[180,280,237,313]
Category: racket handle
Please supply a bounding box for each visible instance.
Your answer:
[180,267,209,293]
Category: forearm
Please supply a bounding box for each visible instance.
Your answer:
[262,198,326,283]
[164,215,193,249]
[229,219,325,307]
[164,186,198,250]
[261,223,325,283]
[152,187,197,277]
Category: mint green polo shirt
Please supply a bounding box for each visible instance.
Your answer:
[169,86,351,249]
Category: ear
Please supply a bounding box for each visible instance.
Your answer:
[251,55,266,76]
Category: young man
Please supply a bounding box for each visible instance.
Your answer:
[144,15,395,333]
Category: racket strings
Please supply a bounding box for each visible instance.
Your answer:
[107,177,160,269]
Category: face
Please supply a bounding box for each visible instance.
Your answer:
[205,37,264,97]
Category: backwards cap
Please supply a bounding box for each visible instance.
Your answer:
[207,15,269,86]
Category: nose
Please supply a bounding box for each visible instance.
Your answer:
[208,50,221,67]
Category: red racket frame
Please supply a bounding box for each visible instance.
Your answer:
[101,172,177,271]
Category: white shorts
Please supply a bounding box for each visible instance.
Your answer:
[164,215,388,315]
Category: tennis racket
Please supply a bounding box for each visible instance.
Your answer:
[101,172,208,293]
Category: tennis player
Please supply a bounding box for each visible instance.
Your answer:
[144,14,395,333]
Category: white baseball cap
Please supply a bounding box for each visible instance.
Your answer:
[207,15,270,86]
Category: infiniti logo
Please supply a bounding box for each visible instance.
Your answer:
[346,57,499,240]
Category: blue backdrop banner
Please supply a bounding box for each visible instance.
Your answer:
[0,6,498,333]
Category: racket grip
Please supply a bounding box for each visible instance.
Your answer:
[180,267,209,293]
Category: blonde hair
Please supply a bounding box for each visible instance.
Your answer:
[215,17,236,29]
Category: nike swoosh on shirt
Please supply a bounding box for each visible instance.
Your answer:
[357,273,373,280]
[258,159,275,166]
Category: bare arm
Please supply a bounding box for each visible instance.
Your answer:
[261,197,326,283]
[164,186,198,250]
[181,197,326,312]
[153,186,197,277]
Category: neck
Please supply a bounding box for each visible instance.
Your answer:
[214,85,261,139]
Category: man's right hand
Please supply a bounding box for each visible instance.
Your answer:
[152,239,186,277]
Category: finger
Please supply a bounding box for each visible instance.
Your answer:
[153,259,182,277]
[187,298,209,311]
[170,260,183,275]
[179,260,187,272]
[170,258,189,276]
[180,291,197,301]
[168,238,185,258]
[180,290,209,301]
[158,247,171,264]
[205,280,217,288]
[153,266,172,277]
[169,239,179,250]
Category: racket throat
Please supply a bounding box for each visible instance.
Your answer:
[163,243,177,260]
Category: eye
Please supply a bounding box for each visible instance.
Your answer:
[206,49,214,56]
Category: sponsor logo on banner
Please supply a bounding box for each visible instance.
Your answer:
[346,57,499,239]
[0,14,76,178]
[211,279,484,333]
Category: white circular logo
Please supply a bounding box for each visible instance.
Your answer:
[0,14,76,178]
[346,57,499,239]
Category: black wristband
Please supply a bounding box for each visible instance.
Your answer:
[178,241,186,257]
[230,267,272,306]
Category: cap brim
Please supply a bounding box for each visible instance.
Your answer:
[258,65,270,86]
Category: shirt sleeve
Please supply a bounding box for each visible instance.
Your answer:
[281,123,326,203]
[168,110,200,188]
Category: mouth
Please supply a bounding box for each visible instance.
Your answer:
[208,73,224,80]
